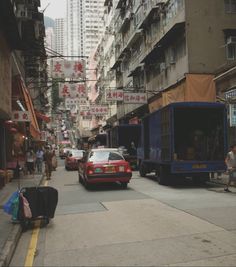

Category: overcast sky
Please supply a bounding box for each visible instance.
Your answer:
[40,0,66,19]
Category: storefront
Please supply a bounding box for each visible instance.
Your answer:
[0,30,12,169]
[215,65,236,145]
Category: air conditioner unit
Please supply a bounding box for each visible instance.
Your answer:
[160,62,166,72]
[227,36,236,44]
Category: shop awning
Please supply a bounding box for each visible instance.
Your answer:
[16,76,41,140]
[35,111,50,123]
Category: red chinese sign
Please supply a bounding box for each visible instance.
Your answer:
[123,93,147,104]
[12,111,31,122]
[59,83,87,99]
[51,60,86,79]
[90,106,109,115]
[106,90,124,101]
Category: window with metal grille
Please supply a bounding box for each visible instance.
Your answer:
[225,0,236,13]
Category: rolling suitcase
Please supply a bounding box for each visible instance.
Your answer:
[18,186,58,230]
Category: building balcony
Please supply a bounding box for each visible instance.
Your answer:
[116,0,126,9]
[128,46,146,77]
[137,0,165,29]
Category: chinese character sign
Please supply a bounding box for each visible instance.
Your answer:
[80,105,90,111]
[65,98,87,110]
[106,90,124,101]
[12,111,31,122]
[59,83,87,99]
[123,93,147,104]
[51,60,86,79]
[59,83,70,98]
[80,106,109,116]
[90,106,109,115]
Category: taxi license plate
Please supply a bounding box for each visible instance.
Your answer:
[192,164,207,169]
[105,166,116,173]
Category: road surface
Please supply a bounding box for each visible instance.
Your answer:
[10,159,236,266]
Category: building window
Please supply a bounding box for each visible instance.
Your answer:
[227,44,236,60]
[225,0,236,13]
[226,36,236,60]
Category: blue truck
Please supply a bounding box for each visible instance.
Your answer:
[137,102,228,185]
[107,125,141,169]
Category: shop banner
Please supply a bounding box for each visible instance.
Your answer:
[90,106,109,115]
[79,106,109,116]
[65,98,87,109]
[106,90,124,101]
[123,93,147,104]
[51,60,86,79]
[12,111,31,122]
[79,105,90,111]
[59,83,87,98]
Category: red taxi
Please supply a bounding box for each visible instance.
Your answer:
[65,149,84,170]
[78,148,132,188]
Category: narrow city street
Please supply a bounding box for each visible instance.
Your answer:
[10,159,236,267]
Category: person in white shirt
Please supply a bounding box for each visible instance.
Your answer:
[35,148,44,173]
[26,148,35,175]
[225,144,236,192]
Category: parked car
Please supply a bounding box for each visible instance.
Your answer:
[59,147,71,159]
[65,149,85,170]
[78,148,132,189]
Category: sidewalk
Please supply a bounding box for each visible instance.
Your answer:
[0,173,43,267]
[210,173,236,187]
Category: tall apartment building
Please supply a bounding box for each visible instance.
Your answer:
[66,0,104,58]
[55,18,65,55]
[66,0,85,57]
[104,0,236,123]
[45,27,55,51]
[84,0,104,57]
[93,0,118,116]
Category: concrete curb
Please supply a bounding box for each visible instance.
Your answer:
[0,225,21,267]
[0,174,44,267]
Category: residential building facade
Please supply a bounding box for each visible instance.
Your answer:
[0,0,47,174]
[66,0,85,57]
[55,18,65,55]
[84,0,105,57]
[96,0,236,125]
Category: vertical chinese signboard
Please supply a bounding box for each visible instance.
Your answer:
[51,60,86,79]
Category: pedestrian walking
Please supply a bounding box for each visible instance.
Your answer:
[26,148,35,176]
[128,141,137,156]
[52,150,57,171]
[44,146,53,180]
[35,148,44,173]
[224,144,236,192]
